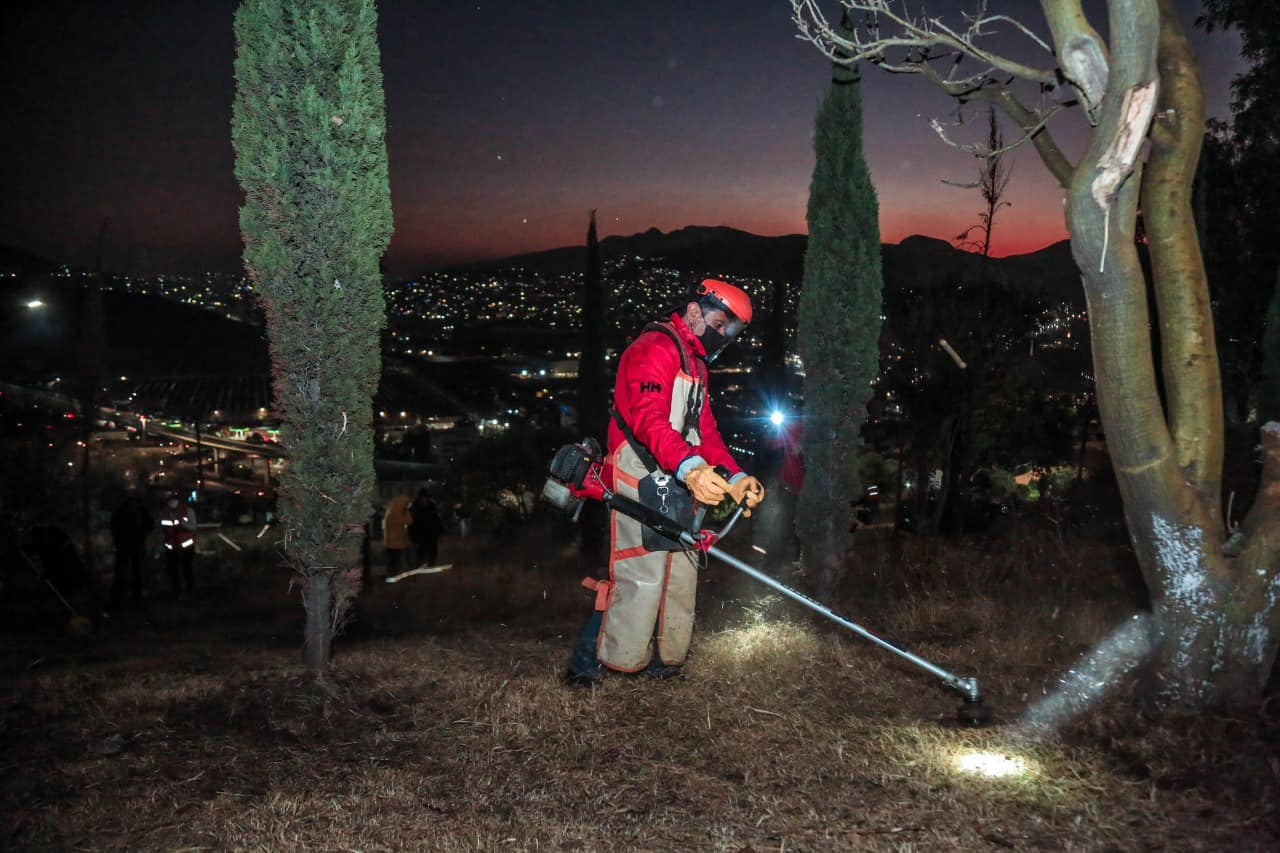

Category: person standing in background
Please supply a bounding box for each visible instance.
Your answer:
[110,493,153,609]
[159,492,197,598]
[382,492,412,575]
[408,488,443,569]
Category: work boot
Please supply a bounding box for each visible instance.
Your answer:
[562,668,602,688]
[565,610,605,687]
[642,660,683,680]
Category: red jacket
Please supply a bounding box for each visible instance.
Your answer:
[607,313,741,479]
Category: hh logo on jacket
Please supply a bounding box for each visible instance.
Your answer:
[640,381,662,393]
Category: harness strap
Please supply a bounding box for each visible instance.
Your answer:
[612,322,706,475]
[612,409,660,474]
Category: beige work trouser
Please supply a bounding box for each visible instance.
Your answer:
[595,441,700,671]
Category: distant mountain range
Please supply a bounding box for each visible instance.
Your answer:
[1,226,1085,404]
[0,245,58,275]
[2,224,1083,308]
[2,224,1080,303]
[455,225,1082,306]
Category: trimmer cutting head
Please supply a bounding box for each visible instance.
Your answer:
[956,697,994,727]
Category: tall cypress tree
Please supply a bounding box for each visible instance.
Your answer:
[578,210,608,436]
[576,210,609,558]
[796,48,884,600]
[75,218,108,578]
[232,0,393,673]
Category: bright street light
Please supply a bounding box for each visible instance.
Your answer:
[770,410,785,426]
[25,299,45,309]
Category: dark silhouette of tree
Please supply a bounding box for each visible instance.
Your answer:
[576,210,609,559]
[1198,1,1280,425]
[233,0,393,674]
[75,217,108,576]
[797,31,884,599]
[953,107,1013,258]
[577,210,609,437]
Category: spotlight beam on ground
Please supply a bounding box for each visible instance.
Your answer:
[1016,612,1153,737]
[953,750,1028,778]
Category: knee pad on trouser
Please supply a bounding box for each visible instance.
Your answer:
[595,446,699,671]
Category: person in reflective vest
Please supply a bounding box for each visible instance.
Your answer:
[567,279,766,685]
[159,492,197,597]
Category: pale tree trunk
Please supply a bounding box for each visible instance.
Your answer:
[1062,0,1277,707]
[1261,267,1280,424]
[789,0,1280,709]
[1219,424,1280,698]
[788,0,1280,706]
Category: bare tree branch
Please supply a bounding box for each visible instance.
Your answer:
[972,83,1076,187]
[790,2,1078,187]
[928,101,1066,160]
[791,0,1059,84]
[977,14,1053,52]
[913,61,1077,187]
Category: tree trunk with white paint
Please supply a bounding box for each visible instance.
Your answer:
[1063,0,1278,707]
[789,0,1280,709]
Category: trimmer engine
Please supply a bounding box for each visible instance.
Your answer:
[540,438,606,521]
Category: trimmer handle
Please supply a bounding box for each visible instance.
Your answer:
[713,464,748,540]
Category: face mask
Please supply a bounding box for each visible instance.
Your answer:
[698,325,729,361]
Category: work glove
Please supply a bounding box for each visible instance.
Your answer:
[728,475,765,516]
[684,463,731,506]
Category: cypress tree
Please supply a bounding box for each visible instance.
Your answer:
[232,0,393,673]
[796,47,884,600]
[578,210,608,436]
[577,210,609,558]
[75,218,109,577]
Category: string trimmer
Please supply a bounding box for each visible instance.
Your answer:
[541,439,991,726]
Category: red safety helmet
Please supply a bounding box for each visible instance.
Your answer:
[698,279,753,325]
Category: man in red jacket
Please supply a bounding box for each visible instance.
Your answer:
[567,279,765,684]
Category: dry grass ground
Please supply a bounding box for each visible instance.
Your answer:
[2,516,1277,851]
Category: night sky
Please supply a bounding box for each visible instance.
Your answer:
[1,1,1244,275]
